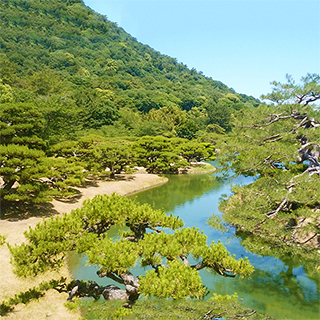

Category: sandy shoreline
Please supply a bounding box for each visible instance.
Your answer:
[0,172,168,320]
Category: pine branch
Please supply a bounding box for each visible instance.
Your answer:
[265,136,283,143]
[208,310,228,319]
[254,113,293,127]
[192,260,206,270]
[97,270,124,284]
[298,233,318,244]
[291,218,306,241]
[267,198,288,218]
[180,254,190,266]
[232,310,257,318]
[291,116,308,133]
[148,225,163,233]
[263,134,281,140]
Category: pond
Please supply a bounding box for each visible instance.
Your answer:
[69,165,320,320]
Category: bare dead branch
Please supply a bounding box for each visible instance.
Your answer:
[291,116,308,133]
[299,233,318,244]
[291,218,306,241]
[263,134,281,141]
[232,310,257,318]
[267,198,288,218]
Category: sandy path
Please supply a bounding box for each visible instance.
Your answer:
[0,172,167,319]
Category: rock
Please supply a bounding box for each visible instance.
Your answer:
[102,285,128,301]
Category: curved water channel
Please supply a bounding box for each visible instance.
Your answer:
[69,164,320,319]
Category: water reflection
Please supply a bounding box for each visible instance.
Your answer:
[128,170,320,319]
[69,166,320,319]
[131,173,221,213]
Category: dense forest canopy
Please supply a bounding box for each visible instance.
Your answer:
[0,0,257,203]
[1,0,319,260]
[1,0,319,256]
[0,0,258,140]
[1,0,319,318]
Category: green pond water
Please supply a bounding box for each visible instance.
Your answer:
[69,165,320,320]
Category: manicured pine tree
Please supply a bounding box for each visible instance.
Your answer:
[9,193,254,303]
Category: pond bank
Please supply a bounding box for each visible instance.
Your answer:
[0,171,167,320]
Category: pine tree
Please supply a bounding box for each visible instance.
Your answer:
[216,74,320,261]
[9,194,253,303]
[0,103,85,202]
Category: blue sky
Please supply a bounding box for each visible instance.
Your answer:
[83,0,320,99]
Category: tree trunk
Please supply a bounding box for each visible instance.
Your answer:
[2,179,16,192]
[97,270,140,303]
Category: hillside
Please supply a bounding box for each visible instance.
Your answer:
[0,0,259,142]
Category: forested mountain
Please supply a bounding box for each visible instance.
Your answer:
[1,1,319,318]
[0,0,259,142]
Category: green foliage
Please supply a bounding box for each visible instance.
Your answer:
[135,120,172,137]
[133,136,216,173]
[64,300,79,311]
[217,74,320,261]
[132,136,185,173]
[75,89,120,129]
[49,135,135,177]
[90,142,134,176]
[0,143,85,202]
[0,0,259,144]
[27,69,63,96]
[0,54,18,85]
[140,260,207,299]
[178,141,216,162]
[10,194,183,276]
[50,133,215,179]
[0,234,6,245]
[0,277,66,316]
[0,103,46,149]
[176,118,199,139]
[0,79,13,103]
[10,194,253,305]
[79,296,274,320]
[261,73,320,106]
[0,102,87,203]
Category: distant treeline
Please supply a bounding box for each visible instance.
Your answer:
[0,0,260,145]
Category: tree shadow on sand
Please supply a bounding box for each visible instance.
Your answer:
[0,200,59,221]
[105,174,136,182]
[0,174,137,221]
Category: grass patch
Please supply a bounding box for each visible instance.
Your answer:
[79,295,274,320]
[184,162,216,174]
[0,234,6,245]
[0,277,66,316]
[64,300,80,311]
